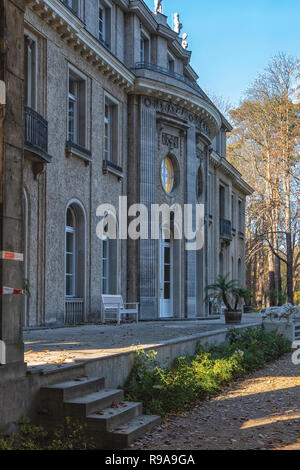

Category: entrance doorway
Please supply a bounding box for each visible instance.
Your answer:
[159,231,173,318]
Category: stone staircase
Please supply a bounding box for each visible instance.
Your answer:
[39,376,160,449]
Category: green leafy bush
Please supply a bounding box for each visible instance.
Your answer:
[0,417,95,450]
[125,327,290,418]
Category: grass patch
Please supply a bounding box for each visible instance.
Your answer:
[124,327,290,417]
[0,417,95,450]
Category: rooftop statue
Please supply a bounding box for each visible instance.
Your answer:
[174,13,182,34]
[182,33,188,50]
[154,0,163,14]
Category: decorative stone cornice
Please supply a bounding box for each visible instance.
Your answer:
[135,80,222,139]
[184,64,199,82]
[128,0,158,32]
[25,0,135,92]
[210,151,254,195]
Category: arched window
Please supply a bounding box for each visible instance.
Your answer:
[65,207,76,297]
[161,157,175,194]
[65,201,86,324]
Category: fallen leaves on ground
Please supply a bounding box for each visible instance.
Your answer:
[132,355,300,451]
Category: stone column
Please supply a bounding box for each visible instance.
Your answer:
[127,95,140,305]
[186,126,197,317]
[0,0,26,370]
[139,97,157,319]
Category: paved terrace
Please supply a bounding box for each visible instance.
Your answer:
[24,314,262,372]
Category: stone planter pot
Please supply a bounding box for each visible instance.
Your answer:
[263,320,295,342]
[225,310,242,325]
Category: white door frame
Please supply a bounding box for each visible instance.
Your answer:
[159,232,174,318]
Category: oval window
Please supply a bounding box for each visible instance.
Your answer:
[197,167,204,200]
[161,157,175,194]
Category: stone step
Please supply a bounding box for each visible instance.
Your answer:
[64,389,124,417]
[39,377,161,449]
[40,376,105,401]
[87,401,143,432]
[109,414,161,448]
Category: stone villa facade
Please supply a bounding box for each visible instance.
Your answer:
[22,0,252,327]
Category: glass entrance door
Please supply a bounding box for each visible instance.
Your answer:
[160,235,173,318]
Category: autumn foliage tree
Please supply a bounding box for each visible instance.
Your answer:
[228,54,300,306]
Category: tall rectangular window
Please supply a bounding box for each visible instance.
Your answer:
[98,1,111,47]
[238,200,244,233]
[219,185,225,219]
[98,4,105,41]
[232,193,236,229]
[104,95,119,164]
[102,239,109,294]
[104,103,111,161]
[68,68,87,148]
[64,0,79,14]
[25,35,37,110]
[167,53,175,73]
[140,33,150,63]
[68,78,78,144]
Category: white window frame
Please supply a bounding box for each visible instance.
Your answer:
[140,28,150,63]
[98,2,105,42]
[98,0,112,47]
[65,207,76,298]
[102,237,110,294]
[67,64,88,148]
[104,103,111,161]
[24,30,38,110]
[104,92,120,165]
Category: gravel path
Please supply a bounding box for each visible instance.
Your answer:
[132,355,300,450]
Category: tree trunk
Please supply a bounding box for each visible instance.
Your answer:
[267,248,276,307]
[257,245,264,309]
[286,232,294,304]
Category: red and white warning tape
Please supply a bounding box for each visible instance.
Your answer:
[0,251,24,261]
[0,286,23,295]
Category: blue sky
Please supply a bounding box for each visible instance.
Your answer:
[145,0,300,106]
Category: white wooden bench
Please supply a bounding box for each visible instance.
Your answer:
[101,295,139,325]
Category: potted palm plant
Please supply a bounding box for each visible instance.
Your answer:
[205,275,245,325]
[240,288,253,313]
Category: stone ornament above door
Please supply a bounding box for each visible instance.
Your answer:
[162,133,179,150]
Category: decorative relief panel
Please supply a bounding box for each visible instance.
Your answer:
[144,97,210,137]
[162,133,179,150]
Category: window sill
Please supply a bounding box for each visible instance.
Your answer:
[66,141,92,165]
[103,159,123,181]
[238,231,245,239]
